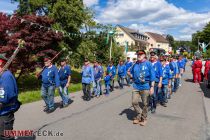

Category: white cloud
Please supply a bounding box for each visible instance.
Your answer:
[95,0,210,41]
[97,0,186,24]
[83,0,99,7]
[128,24,164,34]
[175,35,192,41]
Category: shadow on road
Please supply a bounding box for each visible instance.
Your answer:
[119,103,145,121]
[184,78,194,83]
[200,82,210,98]
[119,108,137,121]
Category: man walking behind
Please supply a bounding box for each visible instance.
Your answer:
[107,61,116,92]
[125,57,133,86]
[93,60,103,98]
[149,52,162,113]
[81,59,94,101]
[58,58,72,108]
[117,60,126,89]
[39,57,60,113]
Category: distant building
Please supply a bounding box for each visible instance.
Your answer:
[115,25,148,50]
[145,32,170,53]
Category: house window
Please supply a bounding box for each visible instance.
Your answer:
[135,42,139,46]
[118,33,124,37]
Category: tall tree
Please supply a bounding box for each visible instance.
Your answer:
[0,13,62,79]
[166,34,175,50]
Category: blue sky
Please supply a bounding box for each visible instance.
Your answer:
[0,0,18,14]
[1,0,210,40]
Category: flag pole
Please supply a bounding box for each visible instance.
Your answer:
[110,37,112,61]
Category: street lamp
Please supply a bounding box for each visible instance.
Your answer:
[108,30,114,61]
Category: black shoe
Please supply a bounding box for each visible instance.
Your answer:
[82,96,87,100]
[151,108,156,114]
[60,104,69,108]
[161,103,167,107]
[43,107,49,112]
[46,108,55,113]
[86,98,91,101]
[68,99,74,104]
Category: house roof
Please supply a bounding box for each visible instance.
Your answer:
[146,32,169,43]
[117,25,148,45]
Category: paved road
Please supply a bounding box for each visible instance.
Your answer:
[14,64,209,140]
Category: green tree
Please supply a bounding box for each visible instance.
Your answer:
[192,22,210,57]
[166,34,175,50]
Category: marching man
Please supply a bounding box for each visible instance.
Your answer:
[117,60,126,89]
[38,57,60,113]
[81,59,94,101]
[128,50,155,126]
[0,54,21,139]
[107,61,116,92]
[58,58,72,108]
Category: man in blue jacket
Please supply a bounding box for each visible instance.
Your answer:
[39,57,60,113]
[117,60,126,89]
[107,61,116,92]
[98,61,104,95]
[81,59,94,101]
[173,56,180,92]
[0,54,21,140]
[169,56,178,95]
[149,51,163,113]
[58,58,72,108]
[93,60,103,98]
[125,57,133,86]
[177,55,185,87]
[128,50,155,126]
[160,58,172,107]
[182,56,188,72]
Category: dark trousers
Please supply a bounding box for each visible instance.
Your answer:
[110,78,115,91]
[82,83,91,99]
[149,83,159,109]
[0,113,15,140]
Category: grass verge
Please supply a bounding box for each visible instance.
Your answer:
[18,83,82,104]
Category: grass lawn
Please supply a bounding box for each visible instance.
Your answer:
[18,68,82,104]
[17,67,109,104]
[18,83,82,104]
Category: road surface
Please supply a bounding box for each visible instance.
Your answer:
[14,64,210,140]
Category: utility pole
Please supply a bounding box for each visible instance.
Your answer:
[109,30,114,61]
[110,37,112,61]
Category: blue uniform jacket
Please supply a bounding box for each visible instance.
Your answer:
[58,65,71,88]
[162,65,172,85]
[93,65,103,81]
[99,65,104,78]
[107,65,116,79]
[0,70,20,116]
[183,58,187,65]
[152,61,163,83]
[125,61,133,71]
[81,65,94,84]
[41,65,60,88]
[104,75,111,85]
[169,62,177,77]
[117,64,126,77]
[178,60,185,73]
[130,60,155,91]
